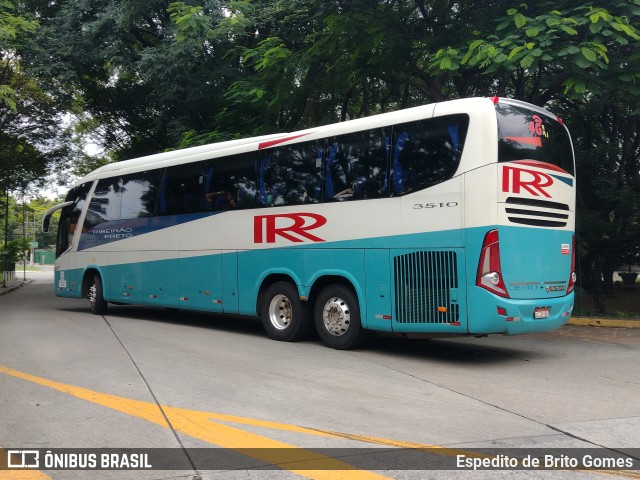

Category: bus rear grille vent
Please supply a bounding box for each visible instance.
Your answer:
[394,251,459,324]
[505,197,569,228]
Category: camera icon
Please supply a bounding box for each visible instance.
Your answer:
[7,450,40,468]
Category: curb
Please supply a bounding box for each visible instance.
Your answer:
[568,317,640,329]
[0,279,33,297]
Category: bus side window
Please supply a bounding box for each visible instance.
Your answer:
[391,114,469,194]
[207,152,257,210]
[160,162,205,215]
[57,182,92,256]
[83,177,123,231]
[328,128,388,201]
[258,141,322,207]
[120,170,162,219]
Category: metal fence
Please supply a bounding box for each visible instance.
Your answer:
[1,269,16,284]
[574,238,640,318]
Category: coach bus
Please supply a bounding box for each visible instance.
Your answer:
[43,97,576,349]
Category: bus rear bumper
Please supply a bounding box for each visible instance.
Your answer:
[469,291,574,335]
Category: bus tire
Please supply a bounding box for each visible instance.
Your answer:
[261,281,310,342]
[314,284,364,350]
[88,273,108,315]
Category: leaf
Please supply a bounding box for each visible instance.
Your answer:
[545,17,561,27]
[514,13,527,28]
[564,45,581,55]
[440,56,453,70]
[581,47,598,62]
[469,39,485,51]
[508,45,524,60]
[589,23,603,34]
[525,28,540,38]
[560,26,578,35]
[520,54,535,68]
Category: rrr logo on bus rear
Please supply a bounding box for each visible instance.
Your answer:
[254,213,327,243]
[502,166,553,198]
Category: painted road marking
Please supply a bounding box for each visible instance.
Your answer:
[0,365,390,479]
[1,365,638,479]
[0,449,52,480]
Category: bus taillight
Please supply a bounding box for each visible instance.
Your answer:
[567,234,576,294]
[476,229,509,298]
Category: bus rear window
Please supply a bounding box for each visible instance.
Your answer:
[496,102,574,175]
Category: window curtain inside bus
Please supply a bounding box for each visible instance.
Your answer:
[448,124,460,156]
[324,143,338,199]
[157,172,169,215]
[393,132,409,194]
[258,156,270,205]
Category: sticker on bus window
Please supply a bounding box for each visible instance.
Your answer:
[529,115,549,139]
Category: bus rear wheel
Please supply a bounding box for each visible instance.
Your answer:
[87,273,108,315]
[314,284,364,350]
[261,281,310,342]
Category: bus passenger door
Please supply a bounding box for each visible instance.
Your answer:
[391,248,467,334]
[364,249,393,332]
[179,251,223,313]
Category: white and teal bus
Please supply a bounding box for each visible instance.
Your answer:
[43,97,576,349]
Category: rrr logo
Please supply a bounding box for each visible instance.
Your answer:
[502,165,553,198]
[254,213,327,243]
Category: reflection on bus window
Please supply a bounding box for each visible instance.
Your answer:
[159,162,205,215]
[392,114,469,195]
[120,171,161,219]
[258,141,322,206]
[496,103,574,175]
[56,182,92,257]
[326,129,388,201]
[206,152,257,210]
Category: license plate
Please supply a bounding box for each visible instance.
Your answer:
[534,307,550,319]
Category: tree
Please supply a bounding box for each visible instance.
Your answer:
[19,0,239,158]
[11,0,640,312]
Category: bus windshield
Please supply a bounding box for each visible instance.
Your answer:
[496,102,574,175]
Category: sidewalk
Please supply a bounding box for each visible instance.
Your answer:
[0,278,32,296]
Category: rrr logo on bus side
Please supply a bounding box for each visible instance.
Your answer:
[502,166,553,198]
[254,213,327,243]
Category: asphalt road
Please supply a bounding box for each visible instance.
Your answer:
[1,269,639,480]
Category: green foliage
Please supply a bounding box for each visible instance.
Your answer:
[4,0,640,309]
[0,0,38,109]
[430,3,640,102]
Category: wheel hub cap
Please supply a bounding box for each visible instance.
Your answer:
[269,294,292,330]
[322,297,350,336]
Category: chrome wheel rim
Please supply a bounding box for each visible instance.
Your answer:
[268,294,292,330]
[322,296,351,336]
[88,283,97,305]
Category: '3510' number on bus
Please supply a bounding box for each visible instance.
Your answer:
[413,202,459,209]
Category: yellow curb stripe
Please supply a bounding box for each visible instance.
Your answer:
[0,365,389,480]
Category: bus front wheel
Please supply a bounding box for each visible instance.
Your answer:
[87,273,108,315]
[261,281,310,342]
[314,285,364,350]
